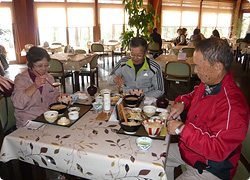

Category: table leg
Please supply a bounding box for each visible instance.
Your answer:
[74,71,80,92]
[112,50,114,67]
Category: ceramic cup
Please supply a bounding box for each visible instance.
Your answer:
[68,111,79,120]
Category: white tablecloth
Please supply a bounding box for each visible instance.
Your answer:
[0,106,170,180]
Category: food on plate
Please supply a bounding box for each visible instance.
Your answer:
[50,104,67,110]
[111,95,121,105]
[146,121,163,128]
[125,97,138,101]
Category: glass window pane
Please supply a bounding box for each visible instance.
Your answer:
[100,8,123,41]
[35,0,63,2]
[37,8,67,45]
[67,0,94,2]
[181,11,198,26]
[0,8,15,61]
[67,8,94,49]
[241,13,250,38]
[162,11,181,26]
[202,13,217,27]
[217,13,231,27]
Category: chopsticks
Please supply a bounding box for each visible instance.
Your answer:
[34,69,54,87]
[120,101,128,125]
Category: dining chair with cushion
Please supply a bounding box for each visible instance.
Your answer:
[91,43,108,66]
[79,54,99,88]
[164,61,192,95]
[0,95,16,142]
[182,47,195,57]
[48,59,74,93]
[148,42,162,58]
[75,49,86,54]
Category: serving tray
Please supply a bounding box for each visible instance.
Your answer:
[33,103,92,127]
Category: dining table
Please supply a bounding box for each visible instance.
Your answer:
[0,100,176,180]
[169,45,195,55]
[155,54,195,74]
[50,53,96,92]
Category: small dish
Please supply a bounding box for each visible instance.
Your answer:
[68,111,79,120]
[143,105,156,117]
[57,117,70,125]
[150,116,164,122]
[92,102,103,112]
[142,119,164,137]
[68,107,80,112]
[44,111,58,123]
[136,137,152,151]
[120,119,141,134]
[129,89,144,97]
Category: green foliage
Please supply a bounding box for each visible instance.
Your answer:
[121,0,157,50]
[0,28,11,42]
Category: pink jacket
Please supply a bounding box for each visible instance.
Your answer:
[11,70,59,128]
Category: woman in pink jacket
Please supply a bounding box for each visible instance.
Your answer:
[11,46,59,128]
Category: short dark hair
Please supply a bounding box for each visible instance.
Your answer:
[153,28,157,33]
[193,28,200,35]
[130,37,148,54]
[212,29,220,38]
[26,46,50,69]
[195,38,233,72]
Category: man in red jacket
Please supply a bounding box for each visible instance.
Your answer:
[166,38,249,180]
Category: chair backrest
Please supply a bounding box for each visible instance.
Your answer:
[148,42,160,51]
[164,61,191,79]
[109,40,118,43]
[75,49,86,54]
[90,54,99,69]
[91,44,104,52]
[242,120,250,165]
[0,95,16,134]
[51,42,62,46]
[189,40,199,47]
[182,48,195,57]
[48,59,64,74]
[239,42,248,50]
[236,38,244,43]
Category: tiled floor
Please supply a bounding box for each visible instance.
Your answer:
[1,56,250,180]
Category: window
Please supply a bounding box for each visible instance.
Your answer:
[241,13,250,38]
[67,8,93,49]
[100,8,123,41]
[0,7,15,61]
[37,8,67,45]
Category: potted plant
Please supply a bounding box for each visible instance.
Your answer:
[120,0,158,50]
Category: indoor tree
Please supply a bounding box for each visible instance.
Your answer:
[120,0,158,50]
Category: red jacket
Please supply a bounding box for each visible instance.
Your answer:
[175,71,249,179]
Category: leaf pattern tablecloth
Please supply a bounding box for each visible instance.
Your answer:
[0,109,169,180]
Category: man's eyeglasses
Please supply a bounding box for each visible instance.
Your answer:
[34,64,50,68]
[130,54,144,59]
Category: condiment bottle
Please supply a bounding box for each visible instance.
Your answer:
[103,92,111,113]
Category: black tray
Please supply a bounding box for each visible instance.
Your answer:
[33,103,92,127]
[123,95,145,107]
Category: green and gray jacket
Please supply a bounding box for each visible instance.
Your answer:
[109,56,164,98]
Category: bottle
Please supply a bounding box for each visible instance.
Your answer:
[103,92,111,113]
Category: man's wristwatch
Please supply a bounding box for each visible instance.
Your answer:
[175,123,184,135]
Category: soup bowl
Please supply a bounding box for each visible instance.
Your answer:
[119,119,141,134]
[49,102,68,114]
[124,95,139,107]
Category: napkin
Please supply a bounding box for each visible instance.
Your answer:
[23,120,45,130]
[144,97,157,105]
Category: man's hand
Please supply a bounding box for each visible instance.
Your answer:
[113,75,124,86]
[167,102,185,120]
[167,120,184,135]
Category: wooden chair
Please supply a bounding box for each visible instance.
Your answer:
[182,47,195,57]
[91,43,108,66]
[148,42,162,58]
[48,59,74,93]
[75,49,86,54]
[235,42,248,63]
[0,95,16,145]
[79,54,99,88]
[164,61,192,95]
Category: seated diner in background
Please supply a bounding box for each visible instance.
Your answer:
[210,29,220,38]
[166,38,249,180]
[11,46,59,128]
[175,28,187,46]
[108,37,164,98]
[190,28,202,41]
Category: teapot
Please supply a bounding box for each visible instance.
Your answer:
[156,96,169,108]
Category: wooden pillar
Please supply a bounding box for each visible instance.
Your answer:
[94,0,100,42]
[197,0,203,29]
[12,0,37,64]
[149,0,162,34]
[232,0,242,37]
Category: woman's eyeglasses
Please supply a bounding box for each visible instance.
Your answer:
[34,64,50,68]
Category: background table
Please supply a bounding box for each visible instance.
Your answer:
[0,105,171,180]
[50,53,95,91]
